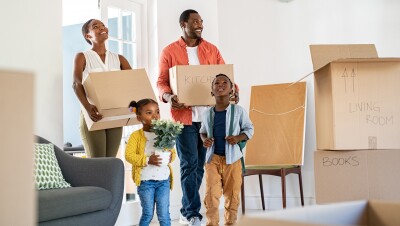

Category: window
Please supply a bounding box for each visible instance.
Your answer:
[101,0,148,206]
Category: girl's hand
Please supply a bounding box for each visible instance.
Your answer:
[225,135,240,145]
[85,104,103,121]
[203,138,214,148]
[148,154,161,166]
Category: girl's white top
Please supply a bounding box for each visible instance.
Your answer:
[140,131,170,181]
[82,49,121,81]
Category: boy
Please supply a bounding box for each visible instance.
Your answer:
[200,74,254,226]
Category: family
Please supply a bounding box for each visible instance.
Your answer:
[72,9,254,226]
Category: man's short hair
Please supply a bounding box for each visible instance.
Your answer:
[179,9,198,24]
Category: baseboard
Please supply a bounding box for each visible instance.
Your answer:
[242,195,315,210]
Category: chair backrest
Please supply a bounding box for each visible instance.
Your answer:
[34,135,67,161]
[245,82,306,166]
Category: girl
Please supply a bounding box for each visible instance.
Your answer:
[72,19,132,158]
[200,74,254,226]
[125,98,175,226]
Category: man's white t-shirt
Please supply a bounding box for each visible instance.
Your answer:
[186,46,209,122]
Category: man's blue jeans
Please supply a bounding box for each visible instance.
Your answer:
[176,122,206,220]
[137,179,171,226]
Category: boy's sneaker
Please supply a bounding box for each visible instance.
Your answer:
[179,214,189,225]
[188,217,201,226]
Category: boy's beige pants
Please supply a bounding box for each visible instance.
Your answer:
[204,155,242,226]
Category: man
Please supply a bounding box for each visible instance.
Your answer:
[157,9,237,226]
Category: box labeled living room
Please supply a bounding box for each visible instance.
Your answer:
[311,44,400,150]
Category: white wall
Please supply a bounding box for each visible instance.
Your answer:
[0,0,62,225]
[0,0,63,146]
[216,0,400,209]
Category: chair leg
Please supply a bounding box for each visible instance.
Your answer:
[281,169,286,209]
[241,175,245,214]
[298,168,304,206]
[259,174,265,211]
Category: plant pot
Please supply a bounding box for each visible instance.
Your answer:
[154,150,171,167]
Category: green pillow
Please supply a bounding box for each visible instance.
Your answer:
[34,143,71,190]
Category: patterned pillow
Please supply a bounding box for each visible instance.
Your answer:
[34,143,71,190]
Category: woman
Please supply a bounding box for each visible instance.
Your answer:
[72,19,132,157]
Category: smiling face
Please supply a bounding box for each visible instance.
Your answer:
[85,19,109,45]
[181,13,203,39]
[211,75,233,97]
[137,102,160,127]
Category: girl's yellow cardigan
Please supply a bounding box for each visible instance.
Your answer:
[125,129,176,190]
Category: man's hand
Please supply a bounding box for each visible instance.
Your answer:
[230,92,239,104]
[231,84,240,104]
[163,93,186,109]
[170,95,186,109]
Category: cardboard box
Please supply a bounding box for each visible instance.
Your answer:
[311,44,400,150]
[0,70,35,226]
[82,69,156,131]
[314,149,400,204]
[245,82,307,166]
[238,200,400,226]
[169,64,234,106]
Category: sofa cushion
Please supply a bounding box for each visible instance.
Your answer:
[38,186,112,222]
[34,143,71,190]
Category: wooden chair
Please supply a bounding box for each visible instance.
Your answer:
[240,165,304,214]
[241,82,307,214]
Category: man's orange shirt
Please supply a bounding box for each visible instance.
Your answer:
[157,37,225,125]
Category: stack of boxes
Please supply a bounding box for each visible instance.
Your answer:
[311,44,400,204]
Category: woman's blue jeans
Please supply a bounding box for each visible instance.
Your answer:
[137,179,171,226]
[176,122,206,220]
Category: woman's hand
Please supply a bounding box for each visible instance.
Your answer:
[85,104,103,122]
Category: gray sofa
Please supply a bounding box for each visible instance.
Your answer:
[36,136,124,226]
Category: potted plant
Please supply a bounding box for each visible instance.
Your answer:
[151,119,184,166]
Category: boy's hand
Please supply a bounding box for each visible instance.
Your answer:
[203,138,214,148]
[226,135,241,145]
[148,154,161,166]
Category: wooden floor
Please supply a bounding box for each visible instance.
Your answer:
[149,209,266,226]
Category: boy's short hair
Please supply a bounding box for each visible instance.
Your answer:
[212,74,233,88]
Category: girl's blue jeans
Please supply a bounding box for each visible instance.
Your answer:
[137,179,171,226]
